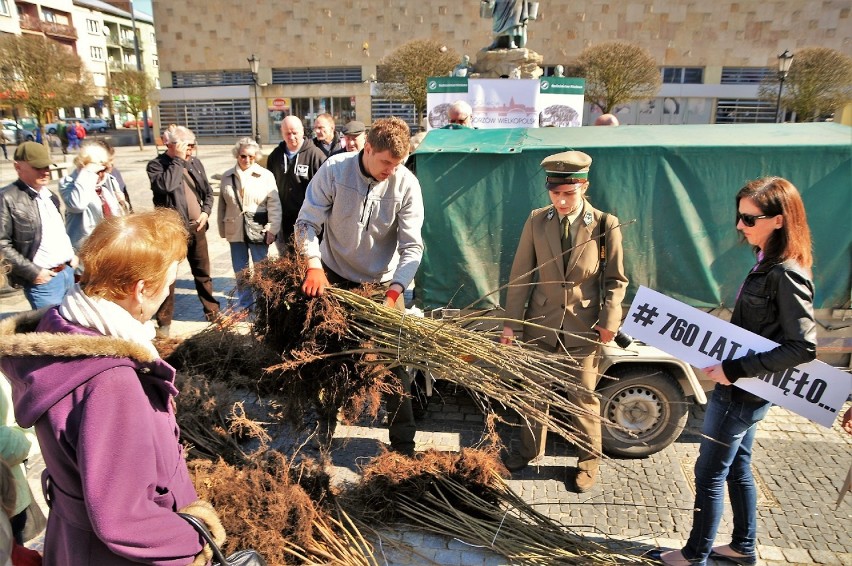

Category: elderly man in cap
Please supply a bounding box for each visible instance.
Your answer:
[0,142,78,308]
[330,121,367,156]
[499,150,628,492]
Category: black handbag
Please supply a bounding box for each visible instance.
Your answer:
[178,512,267,566]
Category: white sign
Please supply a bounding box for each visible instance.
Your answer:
[622,286,852,428]
[425,77,585,130]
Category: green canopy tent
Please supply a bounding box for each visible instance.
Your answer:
[413,123,851,311]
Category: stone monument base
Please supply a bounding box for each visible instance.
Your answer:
[473,48,544,79]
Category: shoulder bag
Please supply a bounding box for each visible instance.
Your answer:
[178,512,267,566]
[230,173,267,244]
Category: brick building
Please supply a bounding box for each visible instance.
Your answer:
[151,0,851,141]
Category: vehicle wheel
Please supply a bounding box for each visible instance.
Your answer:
[99,127,106,133]
[599,365,688,458]
[48,128,56,134]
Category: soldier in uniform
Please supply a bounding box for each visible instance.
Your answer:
[500,150,628,492]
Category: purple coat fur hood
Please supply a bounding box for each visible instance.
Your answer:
[0,308,204,565]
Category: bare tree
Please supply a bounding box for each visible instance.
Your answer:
[575,41,661,114]
[759,47,852,122]
[0,35,94,143]
[108,70,155,150]
[377,40,458,125]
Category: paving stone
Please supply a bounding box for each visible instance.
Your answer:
[760,546,788,561]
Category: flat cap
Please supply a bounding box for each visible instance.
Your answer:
[14,142,52,169]
[541,150,592,181]
[343,121,366,135]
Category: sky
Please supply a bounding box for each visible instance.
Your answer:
[134,0,153,17]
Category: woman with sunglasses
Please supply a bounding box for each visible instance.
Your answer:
[59,141,129,253]
[217,137,281,312]
[653,177,817,565]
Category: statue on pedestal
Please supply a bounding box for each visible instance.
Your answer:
[452,55,474,77]
[481,1,539,50]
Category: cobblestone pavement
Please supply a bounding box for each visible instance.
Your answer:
[2,144,851,565]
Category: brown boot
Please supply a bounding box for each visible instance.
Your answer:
[574,468,598,492]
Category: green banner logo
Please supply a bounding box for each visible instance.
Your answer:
[539,77,585,94]
[427,77,469,93]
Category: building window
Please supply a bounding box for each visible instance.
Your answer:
[159,99,252,137]
[90,46,104,61]
[267,96,356,133]
[42,8,57,22]
[271,67,362,85]
[0,0,11,17]
[152,55,159,67]
[371,99,418,132]
[86,18,99,34]
[661,67,704,84]
[721,67,774,84]
[714,99,776,123]
[171,70,254,87]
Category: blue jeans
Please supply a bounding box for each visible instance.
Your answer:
[229,241,269,310]
[23,264,75,309]
[682,386,771,564]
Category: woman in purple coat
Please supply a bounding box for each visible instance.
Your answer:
[0,209,224,565]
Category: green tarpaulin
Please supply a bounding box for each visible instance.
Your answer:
[413,123,851,311]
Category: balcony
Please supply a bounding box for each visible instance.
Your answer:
[106,34,120,47]
[42,21,78,40]
[18,14,42,32]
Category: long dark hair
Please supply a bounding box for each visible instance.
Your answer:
[736,177,812,271]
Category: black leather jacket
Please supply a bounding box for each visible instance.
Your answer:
[0,180,61,286]
[722,259,817,387]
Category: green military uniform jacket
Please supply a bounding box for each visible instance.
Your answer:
[504,200,628,350]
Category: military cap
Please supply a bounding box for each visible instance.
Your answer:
[541,150,592,186]
[343,121,366,136]
[14,142,52,169]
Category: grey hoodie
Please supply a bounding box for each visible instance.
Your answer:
[296,151,424,289]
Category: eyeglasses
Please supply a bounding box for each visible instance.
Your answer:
[736,212,773,227]
[238,154,256,160]
[448,118,469,124]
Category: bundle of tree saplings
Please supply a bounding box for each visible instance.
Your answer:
[343,448,653,565]
[246,254,627,460]
[188,454,378,565]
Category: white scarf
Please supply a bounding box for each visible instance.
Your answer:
[59,284,159,359]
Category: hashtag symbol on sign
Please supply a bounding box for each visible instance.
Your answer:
[631,303,659,327]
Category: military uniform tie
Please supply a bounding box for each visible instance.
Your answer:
[561,216,572,254]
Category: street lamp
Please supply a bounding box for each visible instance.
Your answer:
[776,49,794,123]
[247,54,261,144]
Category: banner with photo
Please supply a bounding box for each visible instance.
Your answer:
[426,77,585,130]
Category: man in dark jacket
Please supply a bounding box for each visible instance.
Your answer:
[0,142,77,308]
[265,115,326,251]
[146,126,219,336]
[312,113,337,157]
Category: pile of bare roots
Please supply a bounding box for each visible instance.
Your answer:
[159,252,651,564]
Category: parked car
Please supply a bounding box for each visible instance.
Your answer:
[123,118,154,129]
[82,118,110,132]
[44,119,96,135]
[1,119,36,143]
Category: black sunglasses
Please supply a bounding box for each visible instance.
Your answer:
[736,212,772,227]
